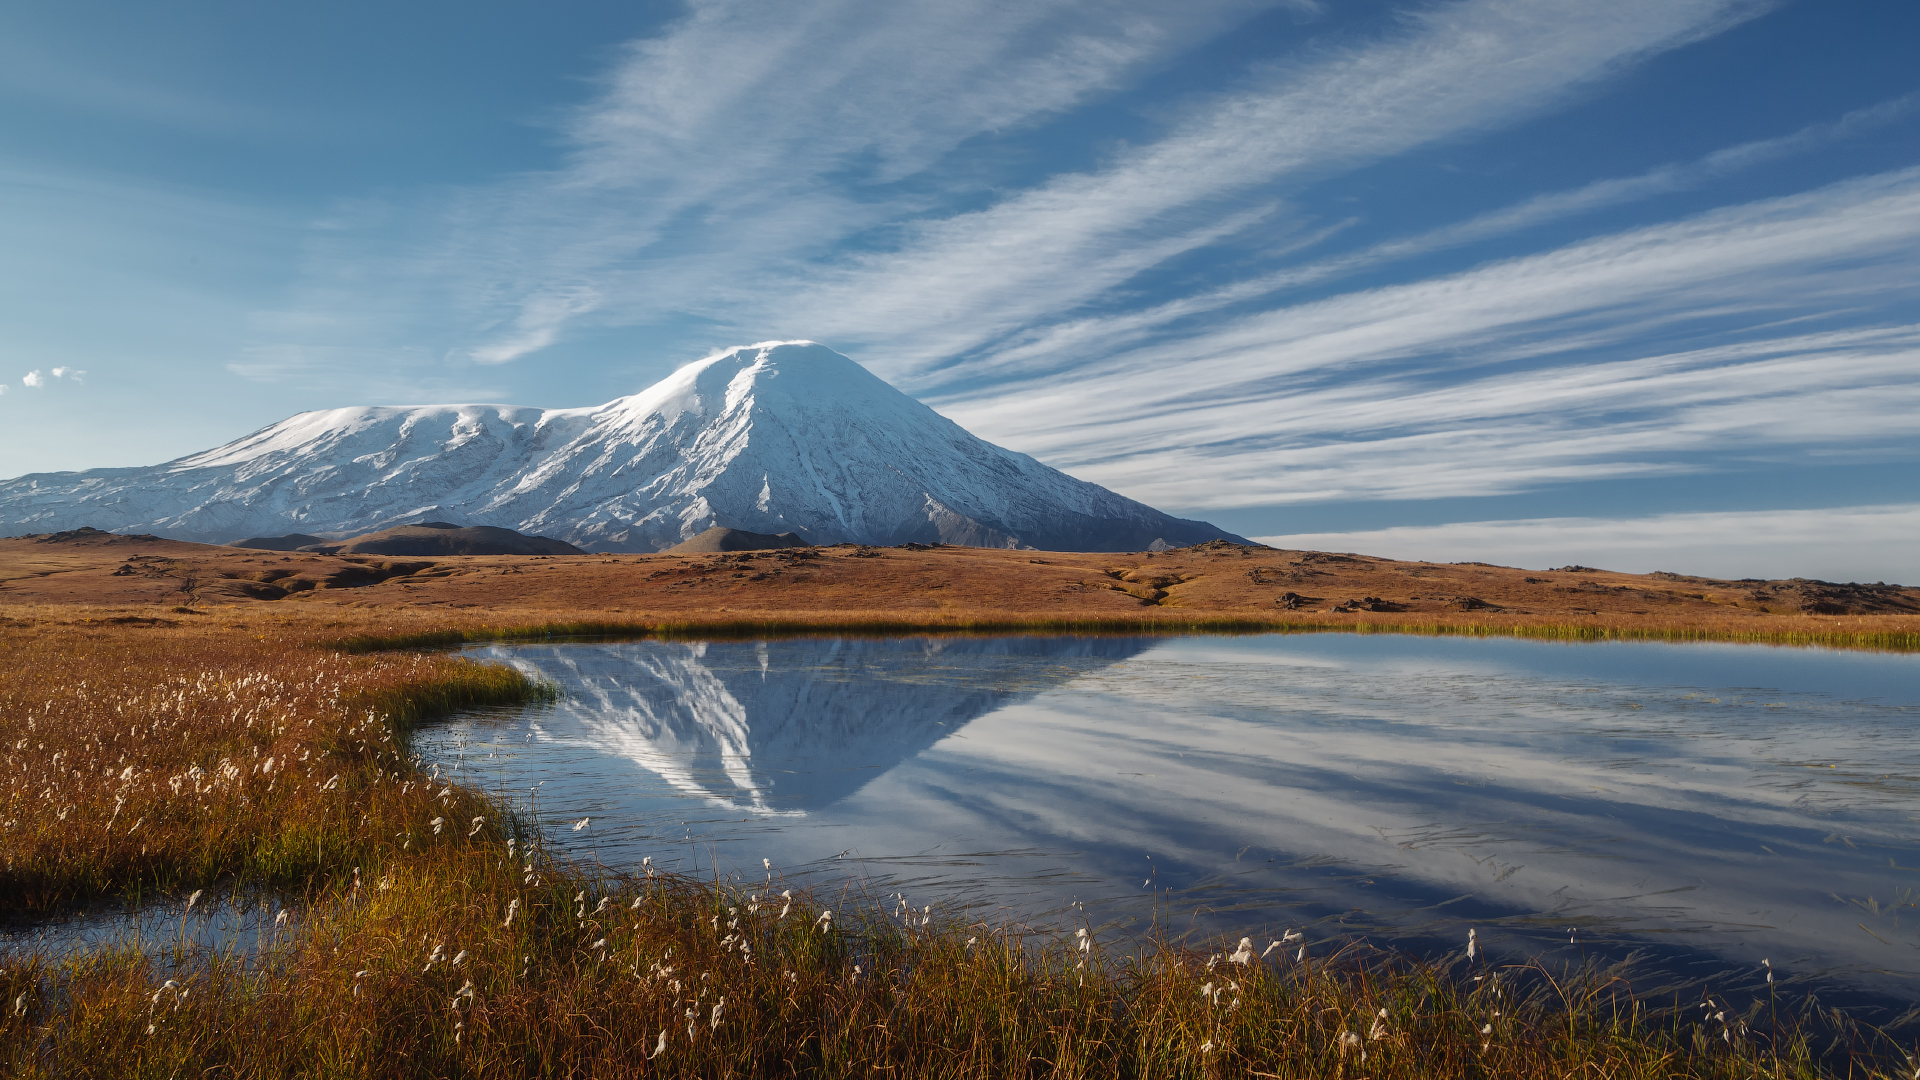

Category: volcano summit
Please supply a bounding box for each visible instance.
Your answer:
[0,342,1245,552]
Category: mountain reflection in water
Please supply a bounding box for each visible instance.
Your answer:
[422,633,1920,1003]
[458,636,1152,816]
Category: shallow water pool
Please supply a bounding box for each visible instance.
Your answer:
[419,633,1920,1004]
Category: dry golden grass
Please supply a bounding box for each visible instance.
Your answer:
[0,620,546,911]
[5,531,1916,649]
[6,846,1895,1079]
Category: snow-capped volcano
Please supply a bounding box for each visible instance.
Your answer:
[0,341,1246,552]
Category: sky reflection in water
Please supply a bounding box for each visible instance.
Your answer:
[421,633,1920,1000]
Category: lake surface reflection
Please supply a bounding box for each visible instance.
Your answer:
[421,633,1920,1002]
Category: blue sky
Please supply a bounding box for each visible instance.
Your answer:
[3,0,1917,580]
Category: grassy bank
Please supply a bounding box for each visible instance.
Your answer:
[0,623,552,911]
[329,614,1920,655]
[3,619,1915,1077]
[6,847,1903,1079]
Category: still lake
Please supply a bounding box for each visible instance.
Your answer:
[420,633,1920,1004]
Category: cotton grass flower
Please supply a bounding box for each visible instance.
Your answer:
[1466,927,1477,959]
[572,817,590,831]
[1228,937,1253,964]
[1339,1030,1363,1060]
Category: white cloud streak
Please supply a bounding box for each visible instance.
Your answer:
[1254,503,1920,584]
[763,0,1770,375]
[937,91,1920,384]
[935,170,1920,508]
[21,370,44,388]
[427,0,1282,365]
[269,0,1763,376]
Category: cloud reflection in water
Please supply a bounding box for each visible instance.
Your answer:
[425,633,1920,1000]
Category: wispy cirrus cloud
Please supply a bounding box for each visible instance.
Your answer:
[354,0,1285,368]
[1254,503,1920,583]
[264,0,1768,378]
[763,0,1775,376]
[933,169,1920,508]
[934,91,1920,385]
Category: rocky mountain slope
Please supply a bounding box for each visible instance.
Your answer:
[0,342,1245,552]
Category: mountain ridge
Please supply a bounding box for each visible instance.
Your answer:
[0,341,1248,552]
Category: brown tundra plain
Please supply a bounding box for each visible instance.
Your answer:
[3,527,1916,1078]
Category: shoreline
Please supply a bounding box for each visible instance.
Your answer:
[322,613,1920,654]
